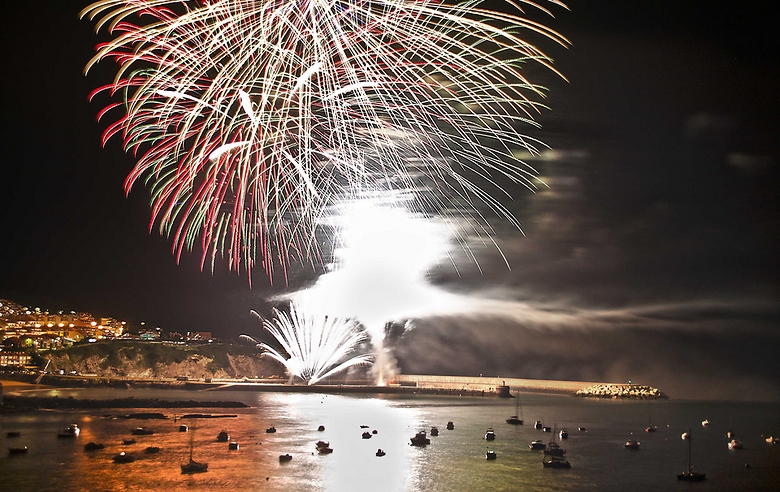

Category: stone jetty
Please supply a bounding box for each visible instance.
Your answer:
[575,384,667,399]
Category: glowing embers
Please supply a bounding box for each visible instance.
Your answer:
[244,301,373,385]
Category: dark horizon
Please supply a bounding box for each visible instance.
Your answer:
[1,1,778,400]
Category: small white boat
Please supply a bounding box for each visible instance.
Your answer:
[728,439,743,450]
[766,436,778,444]
[485,428,496,441]
[701,419,710,427]
[58,424,80,438]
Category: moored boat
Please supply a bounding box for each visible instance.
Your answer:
[84,442,105,451]
[728,439,743,450]
[266,426,277,433]
[113,451,135,463]
[411,431,430,446]
[678,428,705,481]
[178,424,188,432]
[430,427,439,436]
[625,440,640,449]
[485,428,496,441]
[362,432,372,439]
[228,441,239,450]
[446,421,454,430]
[131,427,154,436]
[9,446,28,454]
[144,446,160,454]
[486,450,497,460]
[279,453,293,462]
[6,431,21,438]
[534,421,543,429]
[216,430,230,442]
[376,448,386,457]
[559,429,568,439]
[543,456,571,468]
[58,424,80,438]
[529,439,547,450]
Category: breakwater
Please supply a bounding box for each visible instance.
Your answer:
[575,383,667,399]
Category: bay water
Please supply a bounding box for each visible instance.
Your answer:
[1,387,777,491]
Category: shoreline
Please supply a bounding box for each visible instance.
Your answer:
[2,376,666,401]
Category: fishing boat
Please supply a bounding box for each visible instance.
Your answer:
[266,426,277,433]
[228,441,239,450]
[446,421,454,430]
[534,421,543,429]
[362,432,372,439]
[181,422,208,474]
[677,428,705,481]
[430,427,439,436]
[559,429,569,439]
[376,449,386,457]
[486,449,497,460]
[410,431,430,446]
[485,428,496,441]
[505,391,524,425]
[57,424,80,438]
[178,425,188,432]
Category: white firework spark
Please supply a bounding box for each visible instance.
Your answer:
[243,301,373,384]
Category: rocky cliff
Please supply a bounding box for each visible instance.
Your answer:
[43,342,285,380]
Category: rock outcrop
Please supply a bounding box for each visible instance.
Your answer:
[43,342,284,380]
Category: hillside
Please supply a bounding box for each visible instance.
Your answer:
[42,341,285,380]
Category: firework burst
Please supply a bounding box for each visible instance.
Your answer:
[82,0,568,279]
[243,301,373,384]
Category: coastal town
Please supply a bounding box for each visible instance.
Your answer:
[0,297,213,372]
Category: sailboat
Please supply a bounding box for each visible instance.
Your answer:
[505,391,524,425]
[677,428,705,481]
[181,421,208,474]
[544,424,566,457]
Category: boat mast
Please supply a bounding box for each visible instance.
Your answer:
[686,427,691,472]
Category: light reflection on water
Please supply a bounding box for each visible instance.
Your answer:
[1,389,778,491]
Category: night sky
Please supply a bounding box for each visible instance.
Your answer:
[1,1,777,400]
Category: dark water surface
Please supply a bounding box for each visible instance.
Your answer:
[1,387,778,491]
